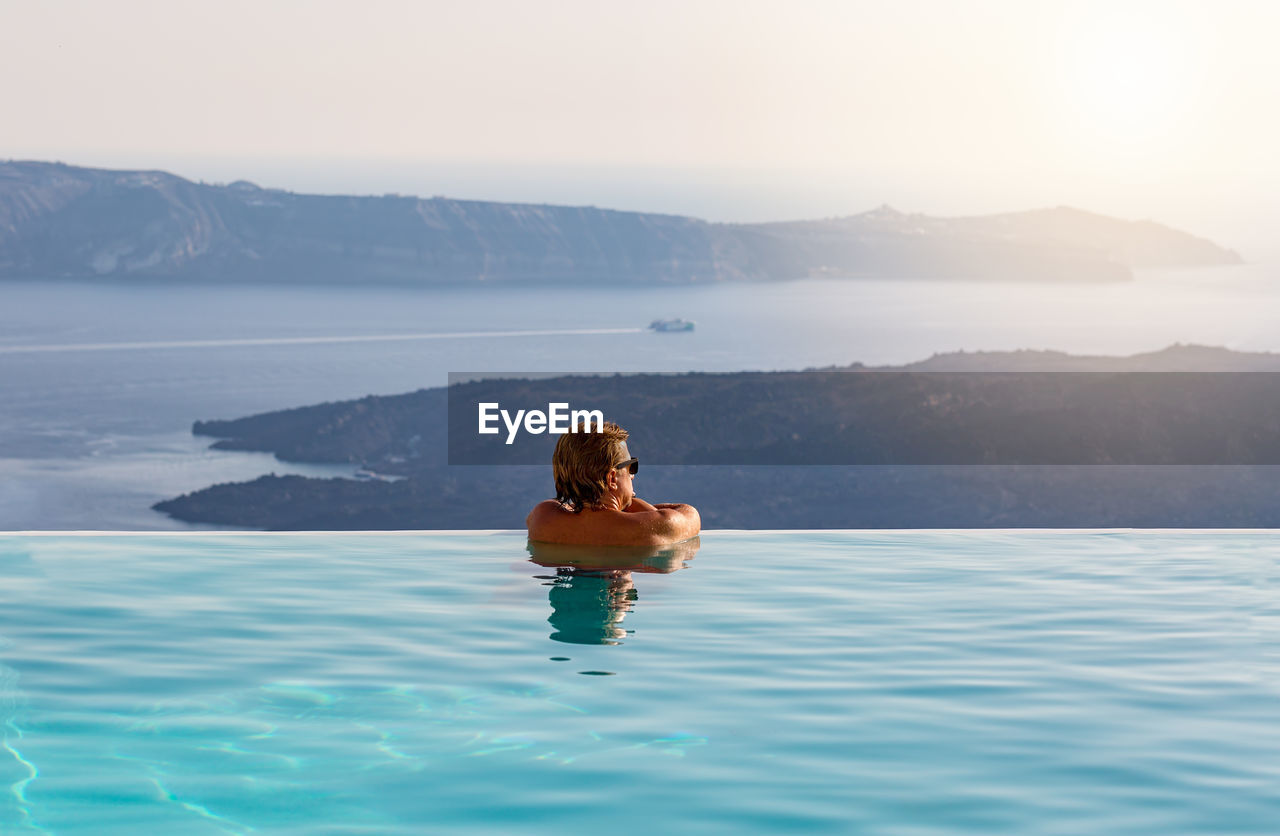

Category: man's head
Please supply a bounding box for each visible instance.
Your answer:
[553,421,634,512]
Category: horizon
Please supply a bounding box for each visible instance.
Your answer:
[5,1,1279,257]
[4,154,1265,259]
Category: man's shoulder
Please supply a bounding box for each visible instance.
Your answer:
[528,499,570,516]
[527,500,619,544]
[526,499,572,530]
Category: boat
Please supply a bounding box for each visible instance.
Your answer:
[648,318,695,332]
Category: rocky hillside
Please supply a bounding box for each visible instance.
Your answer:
[0,160,1242,284]
[187,344,1280,469]
[155,345,1280,529]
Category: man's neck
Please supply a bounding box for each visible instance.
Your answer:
[588,494,625,512]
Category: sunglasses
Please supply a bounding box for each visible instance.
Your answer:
[614,457,639,475]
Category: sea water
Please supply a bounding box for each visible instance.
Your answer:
[2,264,1278,530]
[1,530,1277,834]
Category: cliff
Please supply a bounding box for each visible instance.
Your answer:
[0,161,1242,284]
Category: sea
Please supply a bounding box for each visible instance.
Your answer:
[2,263,1277,530]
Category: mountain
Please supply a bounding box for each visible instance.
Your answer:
[154,345,1280,529]
[0,160,1241,284]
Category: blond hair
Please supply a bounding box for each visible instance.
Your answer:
[553,421,629,511]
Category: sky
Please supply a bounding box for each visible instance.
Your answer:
[3,0,1278,250]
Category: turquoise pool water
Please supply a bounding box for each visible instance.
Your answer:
[1,531,1278,834]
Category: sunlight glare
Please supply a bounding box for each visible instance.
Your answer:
[1056,7,1199,155]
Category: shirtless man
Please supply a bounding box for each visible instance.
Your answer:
[526,421,700,546]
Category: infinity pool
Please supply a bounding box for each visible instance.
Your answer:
[1,531,1278,834]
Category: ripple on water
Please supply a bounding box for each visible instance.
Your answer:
[1,531,1280,834]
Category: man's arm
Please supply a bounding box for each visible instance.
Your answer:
[644,503,701,543]
[622,496,701,540]
[626,498,699,541]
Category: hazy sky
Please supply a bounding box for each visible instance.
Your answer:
[3,0,1277,245]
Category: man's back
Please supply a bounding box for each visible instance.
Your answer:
[526,499,701,547]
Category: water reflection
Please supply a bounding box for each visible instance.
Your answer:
[526,538,700,645]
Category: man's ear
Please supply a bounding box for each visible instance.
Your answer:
[605,468,618,490]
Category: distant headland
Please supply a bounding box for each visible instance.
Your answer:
[0,160,1242,285]
[155,344,1280,530]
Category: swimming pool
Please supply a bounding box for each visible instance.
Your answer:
[1,531,1277,834]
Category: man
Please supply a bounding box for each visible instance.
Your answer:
[526,421,701,546]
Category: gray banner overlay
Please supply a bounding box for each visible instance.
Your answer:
[446,371,1280,465]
